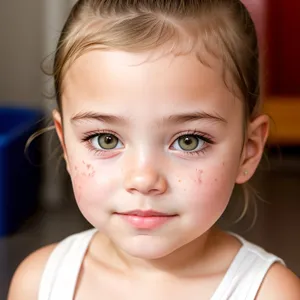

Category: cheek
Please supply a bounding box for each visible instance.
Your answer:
[181,165,236,223]
[68,160,118,212]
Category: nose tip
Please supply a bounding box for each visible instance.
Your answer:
[124,169,168,195]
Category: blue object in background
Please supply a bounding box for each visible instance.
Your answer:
[0,106,43,237]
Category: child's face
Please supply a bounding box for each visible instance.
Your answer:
[55,50,253,259]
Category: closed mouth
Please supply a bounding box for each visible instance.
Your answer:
[116,210,177,217]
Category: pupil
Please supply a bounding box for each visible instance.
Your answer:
[184,137,192,145]
[105,135,113,144]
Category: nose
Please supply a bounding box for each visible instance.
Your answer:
[123,166,168,196]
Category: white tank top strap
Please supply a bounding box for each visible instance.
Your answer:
[211,232,285,300]
[38,229,285,300]
[38,228,98,300]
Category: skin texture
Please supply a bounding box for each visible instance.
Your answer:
[57,50,259,261]
[8,49,300,300]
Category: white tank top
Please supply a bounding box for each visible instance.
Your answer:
[38,229,284,300]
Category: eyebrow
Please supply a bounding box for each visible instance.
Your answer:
[71,111,227,125]
[165,111,227,125]
[71,112,127,125]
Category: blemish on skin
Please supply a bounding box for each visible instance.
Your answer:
[82,161,86,165]
[178,179,182,183]
[196,169,203,184]
[215,178,218,182]
[87,164,91,169]
[75,166,78,171]
[88,171,96,177]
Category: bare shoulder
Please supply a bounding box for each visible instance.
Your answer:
[7,243,57,300]
[257,262,300,300]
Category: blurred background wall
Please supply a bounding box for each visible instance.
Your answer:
[0,0,73,208]
[0,1,44,108]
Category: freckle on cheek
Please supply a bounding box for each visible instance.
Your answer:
[88,171,96,177]
[196,169,203,184]
[86,164,95,177]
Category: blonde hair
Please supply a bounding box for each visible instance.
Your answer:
[52,0,262,223]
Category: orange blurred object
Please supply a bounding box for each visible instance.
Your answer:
[264,97,300,145]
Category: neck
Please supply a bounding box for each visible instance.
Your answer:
[107,227,221,278]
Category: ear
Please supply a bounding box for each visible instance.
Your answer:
[236,114,269,184]
[53,109,70,173]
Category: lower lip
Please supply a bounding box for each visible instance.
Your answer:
[118,214,176,230]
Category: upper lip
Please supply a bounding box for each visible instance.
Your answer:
[117,210,176,217]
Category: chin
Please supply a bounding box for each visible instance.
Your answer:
[119,235,180,260]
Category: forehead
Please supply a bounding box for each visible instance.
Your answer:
[61,50,242,119]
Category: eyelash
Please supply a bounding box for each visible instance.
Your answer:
[81,129,215,157]
[81,129,121,155]
[171,130,214,157]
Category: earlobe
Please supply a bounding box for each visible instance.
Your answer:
[53,110,70,172]
[236,115,269,184]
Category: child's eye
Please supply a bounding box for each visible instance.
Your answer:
[90,133,123,150]
[171,134,206,152]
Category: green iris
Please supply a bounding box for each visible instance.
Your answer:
[178,135,199,151]
[97,134,119,150]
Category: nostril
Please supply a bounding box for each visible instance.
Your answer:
[124,170,168,195]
